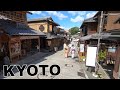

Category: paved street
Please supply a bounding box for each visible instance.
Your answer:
[0,49,88,79]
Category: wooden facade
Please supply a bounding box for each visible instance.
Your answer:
[95,11,120,32]
[28,17,59,33]
[27,17,64,51]
[0,11,28,25]
[80,17,98,58]
[28,22,48,33]
[80,11,120,79]
[0,11,41,64]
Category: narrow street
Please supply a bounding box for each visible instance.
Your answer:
[0,49,88,79]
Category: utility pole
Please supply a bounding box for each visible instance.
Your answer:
[95,11,104,75]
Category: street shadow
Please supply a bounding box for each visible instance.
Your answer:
[0,46,64,79]
[101,64,114,79]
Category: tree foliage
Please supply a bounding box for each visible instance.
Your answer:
[69,27,79,35]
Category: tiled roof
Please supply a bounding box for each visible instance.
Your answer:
[0,19,46,36]
[46,33,64,39]
[80,33,111,41]
[80,17,97,28]
[84,17,97,23]
[27,16,52,22]
[27,17,59,26]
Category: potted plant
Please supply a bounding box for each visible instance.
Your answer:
[98,50,107,64]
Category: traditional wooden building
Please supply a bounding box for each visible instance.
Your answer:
[94,11,120,79]
[0,11,45,64]
[27,17,64,51]
[80,17,98,57]
[80,11,120,79]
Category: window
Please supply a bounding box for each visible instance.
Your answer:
[103,29,106,31]
[11,12,16,16]
[16,13,19,17]
[39,25,45,32]
[115,18,120,24]
[108,47,116,53]
[104,16,108,24]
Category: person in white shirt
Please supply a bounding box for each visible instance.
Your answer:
[70,44,76,59]
[36,45,40,52]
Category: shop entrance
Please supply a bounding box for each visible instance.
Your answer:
[21,39,39,57]
[31,39,39,51]
[40,37,46,49]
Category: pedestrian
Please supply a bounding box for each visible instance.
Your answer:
[63,41,69,58]
[36,45,40,52]
[3,53,11,66]
[70,44,76,59]
[68,42,72,50]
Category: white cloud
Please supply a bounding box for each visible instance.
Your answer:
[86,12,97,19]
[41,13,46,16]
[68,11,77,16]
[29,11,42,14]
[78,11,86,16]
[68,11,86,16]
[46,11,68,20]
[71,15,84,23]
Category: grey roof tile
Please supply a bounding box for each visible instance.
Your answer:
[0,19,46,36]
[83,17,97,23]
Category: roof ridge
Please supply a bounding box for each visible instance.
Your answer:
[27,16,52,21]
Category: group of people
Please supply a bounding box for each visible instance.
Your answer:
[63,40,76,59]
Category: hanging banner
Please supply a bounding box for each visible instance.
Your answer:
[80,44,84,52]
[86,46,97,67]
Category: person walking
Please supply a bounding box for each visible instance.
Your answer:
[3,53,11,65]
[63,41,69,58]
[36,45,40,52]
[70,44,76,59]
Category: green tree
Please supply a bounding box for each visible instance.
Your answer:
[69,27,79,35]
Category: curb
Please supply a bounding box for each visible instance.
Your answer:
[96,62,110,79]
[83,70,89,79]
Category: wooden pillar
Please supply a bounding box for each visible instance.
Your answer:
[38,37,40,52]
[113,46,120,79]
[19,39,22,58]
[8,40,12,62]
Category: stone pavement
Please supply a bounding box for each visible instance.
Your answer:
[0,51,48,79]
[1,50,88,79]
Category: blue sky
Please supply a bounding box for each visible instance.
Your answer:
[27,11,97,30]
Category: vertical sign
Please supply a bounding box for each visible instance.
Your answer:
[86,46,97,67]
[80,44,84,52]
